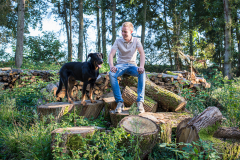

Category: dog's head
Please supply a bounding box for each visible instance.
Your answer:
[87,53,104,69]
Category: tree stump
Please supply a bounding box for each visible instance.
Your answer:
[109,108,130,127]
[119,115,159,159]
[121,75,187,112]
[51,126,104,155]
[176,106,223,149]
[213,127,240,141]
[37,102,74,122]
[122,86,158,112]
[73,100,104,119]
[139,112,193,143]
[102,92,117,122]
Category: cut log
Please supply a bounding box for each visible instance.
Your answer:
[109,108,130,127]
[213,127,240,140]
[121,75,187,112]
[119,115,160,159]
[176,106,223,149]
[102,92,117,121]
[73,100,104,119]
[37,102,74,122]
[122,86,157,112]
[46,83,58,93]
[51,126,104,155]
[139,112,193,143]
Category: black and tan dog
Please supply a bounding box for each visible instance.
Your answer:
[56,53,103,105]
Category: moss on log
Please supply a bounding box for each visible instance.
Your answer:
[121,75,187,111]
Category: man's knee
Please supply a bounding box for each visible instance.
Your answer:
[109,71,117,79]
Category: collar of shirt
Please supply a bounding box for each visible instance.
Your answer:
[122,36,133,44]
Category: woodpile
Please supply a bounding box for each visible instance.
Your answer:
[147,70,210,94]
[0,67,57,89]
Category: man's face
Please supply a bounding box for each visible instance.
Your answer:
[122,26,133,41]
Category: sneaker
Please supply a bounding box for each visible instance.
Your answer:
[115,102,125,113]
[137,102,145,113]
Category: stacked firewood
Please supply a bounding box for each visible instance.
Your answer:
[147,70,210,94]
[0,67,56,90]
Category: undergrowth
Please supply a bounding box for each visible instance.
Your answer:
[0,63,239,159]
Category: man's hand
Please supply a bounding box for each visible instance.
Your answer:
[137,67,145,74]
[110,66,118,73]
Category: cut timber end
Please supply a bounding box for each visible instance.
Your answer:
[73,100,104,119]
[139,112,193,143]
[120,115,158,134]
[51,126,105,155]
[119,115,159,159]
[37,102,74,122]
[109,108,130,127]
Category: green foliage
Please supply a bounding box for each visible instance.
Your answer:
[25,31,65,64]
[149,140,220,160]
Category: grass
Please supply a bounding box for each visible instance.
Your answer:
[0,62,240,159]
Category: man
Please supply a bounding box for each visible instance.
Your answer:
[108,22,146,113]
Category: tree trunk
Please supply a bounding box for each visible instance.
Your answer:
[64,0,72,62]
[15,0,25,68]
[236,18,240,77]
[122,86,157,112]
[121,75,187,112]
[96,0,101,53]
[139,112,193,144]
[109,109,130,127]
[223,0,232,79]
[119,115,159,159]
[51,126,104,155]
[176,106,223,149]
[37,102,75,122]
[213,127,240,140]
[101,0,107,60]
[164,0,172,69]
[78,0,84,62]
[188,0,193,56]
[74,100,104,119]
[112,0,116,45]
[141,0,147,48]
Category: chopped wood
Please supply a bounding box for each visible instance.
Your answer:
[119,115,160,159]
[51,126,105,155]
[110,108,130,127]
[213,127,240,140]
[176,106,223,149]
[0,67,11,71]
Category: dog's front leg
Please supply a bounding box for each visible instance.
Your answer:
[81,82,88,105]
[89,82,96,103]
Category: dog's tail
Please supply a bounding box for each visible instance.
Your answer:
[56,78,63,96]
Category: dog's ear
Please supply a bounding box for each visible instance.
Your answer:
[87,53,94,61]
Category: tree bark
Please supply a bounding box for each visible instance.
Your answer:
[78,0,84,62]
[101,0,107,60]
[141,0,147,48]
[188,0,193,56]
[96,0,101,53]
[121,75,187,112]
[223,0,232,79]
[112,0,116,45]
[236,18,240,77]
[164,0,172,69]
[119,115,159,159]
[213,127,240,140]
[176,107,223,149]
[15,0,25,68]
[64,0,72,62]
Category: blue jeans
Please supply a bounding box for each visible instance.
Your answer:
[109,63,145,103]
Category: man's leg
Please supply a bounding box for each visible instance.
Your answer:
[109,64,128,103]
[126,64,145,102]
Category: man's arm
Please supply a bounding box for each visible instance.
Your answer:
[108,48,117,73]
[138,46,145,74]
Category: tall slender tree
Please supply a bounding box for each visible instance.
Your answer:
[78,0,84,61]
[112,0,116,45]
[141,0,147,48]
[101,0,107,60]
[15,0,25,68]
[223,0,232,79]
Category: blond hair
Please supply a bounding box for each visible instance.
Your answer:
[122,22,134,32]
